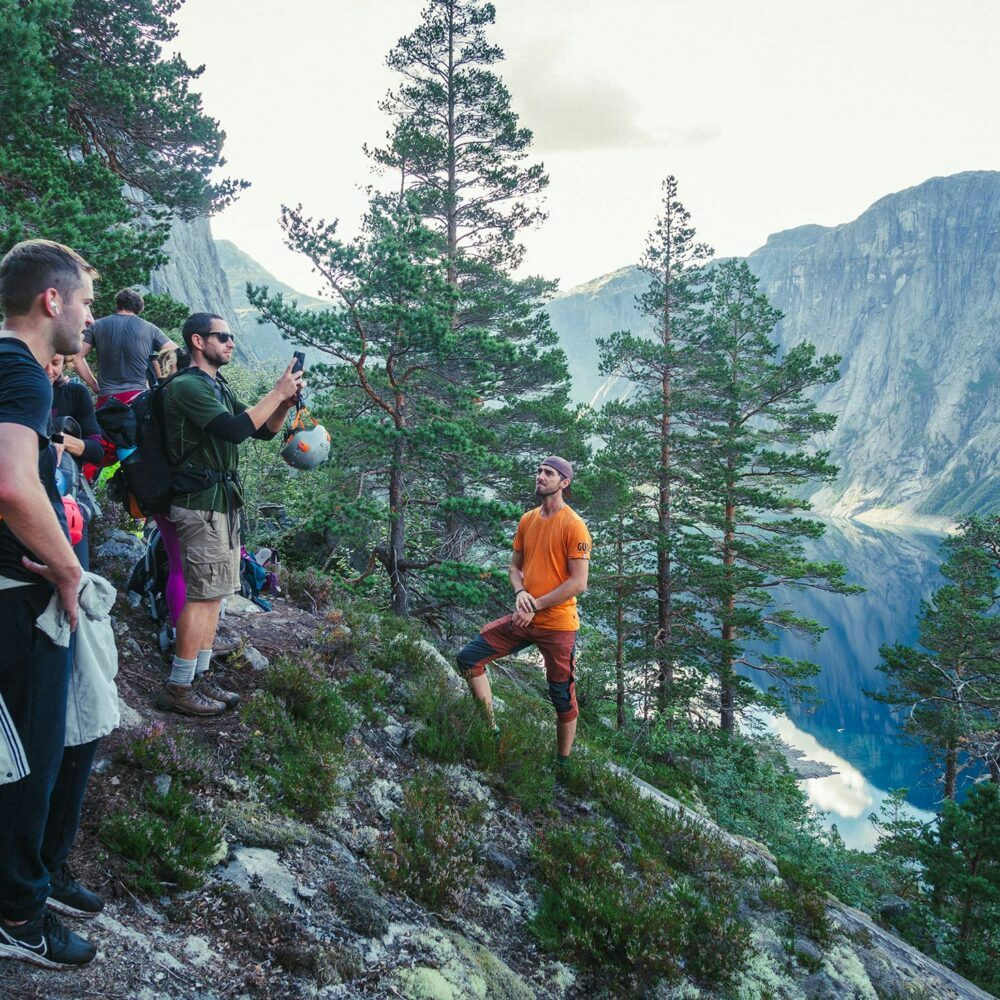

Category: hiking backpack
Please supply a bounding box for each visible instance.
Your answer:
[97,369,200,518]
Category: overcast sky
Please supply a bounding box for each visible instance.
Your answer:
[173,0,1000,297]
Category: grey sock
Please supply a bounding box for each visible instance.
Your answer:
[195,649,212,677]
[168,655,197,686]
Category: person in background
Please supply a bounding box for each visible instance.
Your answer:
[0,239,101,970]
[45,355,103,569]
[455,457,591,771]
[73,288,178,407]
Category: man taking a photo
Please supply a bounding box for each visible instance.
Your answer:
[155,312,302,716]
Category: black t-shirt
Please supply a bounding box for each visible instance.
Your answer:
[51,379,104,466]
[0,337,69,583]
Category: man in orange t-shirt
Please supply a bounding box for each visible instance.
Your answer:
[456,456,591,765]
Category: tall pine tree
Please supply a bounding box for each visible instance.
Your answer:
[597,176,712,709]
[692,259,855,732]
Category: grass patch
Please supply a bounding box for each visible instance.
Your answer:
[99,783,224,896]
[405,668,558,814]
[240,657,356,819]
[373,769,486,910]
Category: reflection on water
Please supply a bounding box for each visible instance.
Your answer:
[753,518,947,846]
[764,713,934,851]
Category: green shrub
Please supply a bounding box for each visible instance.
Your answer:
[342,666,391,723]
[373,769,486,909]
[531,819,750,989]
[99,784,224,896]
[121,721,215,786]
[240,657,356,819]
[760,858,834,945]
[261,657,356,734]
[241,693,343,820]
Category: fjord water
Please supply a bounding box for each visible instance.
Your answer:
[756,519,945,849]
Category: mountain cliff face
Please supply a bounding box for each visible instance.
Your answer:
[547,171,1000,523]
[148,216,255,363]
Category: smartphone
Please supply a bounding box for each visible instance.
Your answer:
[292,351,306,374]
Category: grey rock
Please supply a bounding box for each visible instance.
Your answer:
[221,846,298,907]
[383,723,407,747]
[878,893,912,921]
[95,529,145,565]
[295,884,318,900]
[125,590,142,609]
[153,774,172,797]
[483,845,518,874]
[240,645,270,671]
[327,863,393,937]
[118,697,145,730]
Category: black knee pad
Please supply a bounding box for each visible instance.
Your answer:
[547,678,573,716]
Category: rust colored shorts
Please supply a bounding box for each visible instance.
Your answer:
[456,615,579,722]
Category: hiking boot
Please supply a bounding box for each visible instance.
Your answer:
[0,910,96,969]
[154,682,225,717]
[195,672,240,709]
[47,864,104,919]
[211,633,240,656]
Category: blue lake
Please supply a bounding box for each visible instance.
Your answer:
[755,519,946,849]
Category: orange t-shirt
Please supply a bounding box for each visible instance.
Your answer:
[513,505,592,631]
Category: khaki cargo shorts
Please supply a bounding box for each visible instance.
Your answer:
[169,505,241,601]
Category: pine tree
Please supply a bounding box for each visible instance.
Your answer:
[248,195,521,617]
[874,516,1000,799]
[372,0,582,555]
[0,0,244,309]
[597,175,712,709]
[583,407,659,727]
[918,782,1000,990]
[692,259,855,732]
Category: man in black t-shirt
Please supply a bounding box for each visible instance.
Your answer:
[0,240,102,970]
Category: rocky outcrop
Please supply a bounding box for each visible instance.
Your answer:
[547,171,1000,522]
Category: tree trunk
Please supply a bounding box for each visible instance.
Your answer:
[720,475,737,733]
[943,744,959,802]
[388,421,408,617]
[656,258,674,713]
[615,513,626,729]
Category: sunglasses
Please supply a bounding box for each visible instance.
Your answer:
[207,331,236,343]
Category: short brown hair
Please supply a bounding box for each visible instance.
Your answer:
[115,288,144,313]
[0,239,98,318]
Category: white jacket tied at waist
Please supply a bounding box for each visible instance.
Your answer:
[0,571,120,785]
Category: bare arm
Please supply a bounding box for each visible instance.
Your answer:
[73,344,99,394]
[0,424,82,628]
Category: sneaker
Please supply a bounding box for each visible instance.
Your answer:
[154,682,225,717]
[196,672,240,709]
[0,910,96,969]
[47,864,104,919]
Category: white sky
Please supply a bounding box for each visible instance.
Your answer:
[173,0,1000,297]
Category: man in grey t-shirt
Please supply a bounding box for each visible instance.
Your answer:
[74,288,178,406]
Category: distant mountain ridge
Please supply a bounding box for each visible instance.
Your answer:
[546,171,1000,523]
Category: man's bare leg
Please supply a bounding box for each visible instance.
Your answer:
[175,598,223,660]
[466,672,496,728]
[557,717,577,758]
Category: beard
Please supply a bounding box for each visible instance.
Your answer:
[52,324,83,357]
